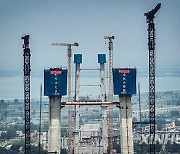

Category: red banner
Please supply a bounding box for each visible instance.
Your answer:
[118,69,130,74]
[50,70,62,75]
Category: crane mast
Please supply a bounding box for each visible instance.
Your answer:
[22,35,31,154]
[144,3,161,154]
[52,42,79,154]
[104,36,114,153]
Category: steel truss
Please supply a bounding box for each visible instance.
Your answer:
[22,35,31,154]
[145,3,161,154]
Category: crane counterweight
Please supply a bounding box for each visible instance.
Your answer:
[145,3,161,22]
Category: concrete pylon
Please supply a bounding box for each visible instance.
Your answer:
[99,61,108,153]
[101,106,108,153]
[48,96,62,154]
[119,95,134,154]
[74,62,80,154]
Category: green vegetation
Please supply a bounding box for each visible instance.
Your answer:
[0,147,11,154]
[0,90,180,153]
[0,140,47,154]
[171,110,180,118]
[112,141,180,154]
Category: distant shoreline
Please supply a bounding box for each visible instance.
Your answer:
[0,70,180,77]
[1,90,180,102]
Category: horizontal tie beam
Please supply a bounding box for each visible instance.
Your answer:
[61,101,119,105]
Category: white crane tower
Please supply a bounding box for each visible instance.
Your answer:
[104,36,114,152]
[52,42,79,154]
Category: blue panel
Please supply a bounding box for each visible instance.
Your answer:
[44,68,67,96]
[74,54,82,64]
[113,68,136,95]
[98,54,106,64]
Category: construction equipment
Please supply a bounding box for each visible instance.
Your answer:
[104,36,114,152]
[144,3,161,154]
[52,42,79,154]
[22,35,31,154]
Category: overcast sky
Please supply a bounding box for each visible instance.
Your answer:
[0,0,180,72]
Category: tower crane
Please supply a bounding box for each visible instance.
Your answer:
[52,42,79,154]
[104,36,114,153]
[22,35,31,154]
[144,3,161,154]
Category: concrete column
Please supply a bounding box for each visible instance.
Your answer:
[126,97,134,154]
[119,95,134,154]
[101,106,108,153]
[48,96,61,154]
[74,63,80,154]
[100,63,108,153]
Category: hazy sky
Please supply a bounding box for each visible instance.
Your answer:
[0,0,180,72]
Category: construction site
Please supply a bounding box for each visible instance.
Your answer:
[0,0,180,153]
[19,3,164,154]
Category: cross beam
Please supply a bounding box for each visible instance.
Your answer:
[62,101,119,105]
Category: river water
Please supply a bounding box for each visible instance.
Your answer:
[0,75,180,100]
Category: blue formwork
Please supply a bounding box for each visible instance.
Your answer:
[98,54,106,64]
[44,68,67,96]
[74,54,82,64]
[113,68,136,95]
